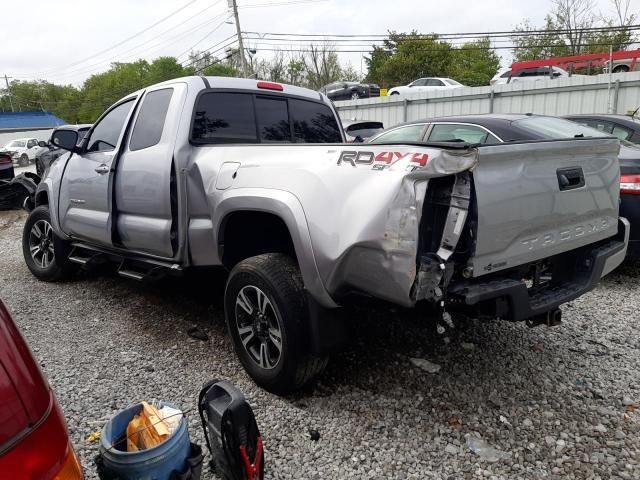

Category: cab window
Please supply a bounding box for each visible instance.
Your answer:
[289,98,342,143]
[191,92,342,144]
[87,99,136,153]
[129,88,174,151]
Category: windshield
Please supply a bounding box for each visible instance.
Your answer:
[514,117,610,139]
[6,140,26,148]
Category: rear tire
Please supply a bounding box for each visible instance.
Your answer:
[22,206,77,282]
[224,253,328,395]
[613,65,629,73]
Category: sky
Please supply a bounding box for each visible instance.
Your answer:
[2,0,639,86]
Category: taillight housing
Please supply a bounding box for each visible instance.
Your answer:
[0,154,11,165]
[620,174,640,194]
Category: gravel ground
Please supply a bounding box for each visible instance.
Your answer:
[1,208,640,479]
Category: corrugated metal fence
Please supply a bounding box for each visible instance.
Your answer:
[334,72,640,127]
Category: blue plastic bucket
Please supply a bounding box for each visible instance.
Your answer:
[99,402,191,480]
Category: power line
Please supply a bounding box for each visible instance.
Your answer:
[174,16,233,61]
[32,0,202,77]
[45,10,231,82]
[181,37,239,69]
[246,41,639,54]
[244,23,640,40]
[238,0,328,7]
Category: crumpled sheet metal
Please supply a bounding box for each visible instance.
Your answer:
[0,173,40,211]
[323,147,478,307]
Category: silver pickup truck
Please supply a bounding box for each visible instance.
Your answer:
[22,76,629,394]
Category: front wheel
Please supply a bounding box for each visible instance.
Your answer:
[224,253,328,395]
[22,206,77,281]
[19,154,29,167]
[350,91,360,100]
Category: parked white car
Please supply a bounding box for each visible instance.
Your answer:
[490,66,569,85]
[0,138,41,167]
[388,77,464,96]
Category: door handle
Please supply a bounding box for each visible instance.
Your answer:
[94,164,110,175]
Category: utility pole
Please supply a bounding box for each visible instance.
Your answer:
[228,0,247,77]
[3,75,14,112]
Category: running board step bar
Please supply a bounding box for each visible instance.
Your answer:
[117,261,173,282]
[68,247,107,266]
[68,242,183,281]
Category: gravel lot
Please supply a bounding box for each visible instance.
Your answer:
[1,208,640,479]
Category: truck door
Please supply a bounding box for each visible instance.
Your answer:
[58,98,137,246]
[113,84,185,258]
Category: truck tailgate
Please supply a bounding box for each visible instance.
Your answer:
[470,138,621,277]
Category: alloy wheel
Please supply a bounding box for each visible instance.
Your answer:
[28,219,55,269]
[234,285,283,370]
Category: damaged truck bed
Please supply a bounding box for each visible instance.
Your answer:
[25,76,628,393]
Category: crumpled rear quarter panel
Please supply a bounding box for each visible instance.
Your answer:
[195,144,478,307]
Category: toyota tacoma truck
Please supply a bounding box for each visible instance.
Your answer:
[22,76,629,394]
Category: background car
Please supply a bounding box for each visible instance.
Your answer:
[0,298,83,479]
[388,77,464,96]
[563,114,640,144]
[369,113,640,259]
[0,138,41,167]
[320,82,380,101]
[604,58,640,73]
[490,66,570,85]
[35,125,92,177]
[0,152,14,181]
[342,119,384,142]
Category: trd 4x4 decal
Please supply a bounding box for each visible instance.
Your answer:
[337,150,429,171]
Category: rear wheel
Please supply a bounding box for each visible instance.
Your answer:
[613,65,630,73]
[224,253,328,395]
[22,206,77,281]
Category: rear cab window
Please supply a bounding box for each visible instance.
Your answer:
[129,88,174,151]
[191,91,342,144]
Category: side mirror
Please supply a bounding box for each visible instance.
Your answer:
[38,141,47,148]
[51,129,79,152]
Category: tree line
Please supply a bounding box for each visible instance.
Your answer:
[0,0,635,124]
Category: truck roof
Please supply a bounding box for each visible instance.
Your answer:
[126,76,327,103]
